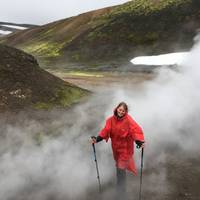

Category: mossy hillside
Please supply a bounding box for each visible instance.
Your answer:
[0,44,89,112]
[19,40,78,68]
[1,0,200,69]
[22,68,90,110]
[61,0,200,64]
[18,18,84,54]
[110,0,188,15]
[88,0,192,35]
[20,41,65,58]
[63,0,200,64]
[86,0,189,29]
[33,84,88,109]
[1,16,94,68]
[1,11,105,56]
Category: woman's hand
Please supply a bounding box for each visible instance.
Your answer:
[141,142,145,148]
[90,136,97,144]
[135,140,145,149]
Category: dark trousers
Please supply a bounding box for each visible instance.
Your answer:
[116,168,127,199]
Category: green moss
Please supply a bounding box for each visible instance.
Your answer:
[86,0,192,43]
[145,32,159,40]
[42,28,55,37]
[93,0,184,27]
[76,0,195,65]
[33,85,88,110]
[72,53,81,61]
[0,39,6,44]
[111,0,191,16]
[34,102,53,109]
[55,86,87,107]
[20,41,65,58]
[127,31,159,44]
[67,71,103,77]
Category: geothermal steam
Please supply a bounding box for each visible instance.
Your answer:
[0,39,200,200]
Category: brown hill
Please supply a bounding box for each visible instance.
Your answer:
[0,44,88,112]
[1,0,200,70]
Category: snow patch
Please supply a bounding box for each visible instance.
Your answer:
[131,52,189,66]
[0,30,12,35]
[2,24,27,30]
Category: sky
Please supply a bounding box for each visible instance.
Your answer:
[0,0,130,25]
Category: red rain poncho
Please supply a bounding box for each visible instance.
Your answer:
[98,111,144,175]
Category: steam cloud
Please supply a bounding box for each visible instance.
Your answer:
[0,38,200,200]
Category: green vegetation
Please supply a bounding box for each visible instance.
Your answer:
[55,85,87,107]
[33,85,88,110]
[127,32,160,44]
[0,39,6,44]
[110,0,190,15]
[33,102,52,109]
[71,53,81,61]
[67,71,103,77]
[73,0,197,64]
[21,41,65,58]
[89,0,190,28]
[46,69,104,79]
[86,0,192,42]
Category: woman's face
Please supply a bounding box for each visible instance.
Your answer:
[117,106,126,117]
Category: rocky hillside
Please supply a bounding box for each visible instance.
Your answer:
[0,44,88,112]
[1,0,200,70]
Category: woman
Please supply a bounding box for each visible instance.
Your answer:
[91,102,145,195]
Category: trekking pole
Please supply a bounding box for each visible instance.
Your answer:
[92,142,102,193]
[138,148,144,200]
